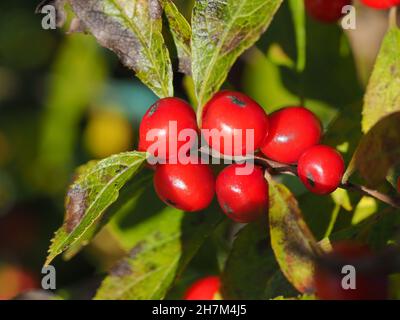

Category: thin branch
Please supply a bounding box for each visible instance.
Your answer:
[341,182,400,208]
[199,149,400,209]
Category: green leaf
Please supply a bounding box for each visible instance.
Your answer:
[63,171,153,261]
[221,220,278,300]
[264,269,299,299]
[45,151,148,266]
[162,0,192,75]
[95,205,222,300]
[344,112,400,187]
[267,179,320,294]
[69,0,173,98]
[288,0,306,72]
[362,27,400,133]
[191,0,283,119]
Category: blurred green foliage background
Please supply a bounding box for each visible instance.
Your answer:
[0,0,396,299]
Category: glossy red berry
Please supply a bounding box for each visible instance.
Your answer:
[0,265,38,300]
[216,164,269,223]
[297,145,344,195]
[361,0,400,9]
[305,0,351,23]
[397,177,400,193]
[139,98,198,160]
[184,276,221,300]
[315,242,388,300]
[260,107,322,164]
[201,91,269,156]
[153,160,215,212]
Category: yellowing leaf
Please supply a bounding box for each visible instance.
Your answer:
[45,151,147,266]
[362,27,400,133]
[69,0,173,98]
[268,180,320,294]
[95,206,222,300]
[345,112,400,187]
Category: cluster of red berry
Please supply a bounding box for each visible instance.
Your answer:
[305,0,400,23]
[139,91,345,223]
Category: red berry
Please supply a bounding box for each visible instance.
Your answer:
[260,107,322,164]
[201,91,269,156]
[297,145,344,195]
[305,0,351,23]
[0,265,38,300]
[361,0,400,9]
[315,242,388,300]
[153,160,215,212]
[216,164,269,223]
[184,276,221,300]
[139,98,198,160]
[397,177,400,193]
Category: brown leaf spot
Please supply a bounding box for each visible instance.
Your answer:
[221,32,246,54]
[110,260,132,277]
[115,164,129,174]
[129,241,146,259]
[65,186,88,233]
[390,64,398,76]
[153,231,163,241]
[178,56,192,76]
[149,0,162,20]
[147,262,157,271]
[67,17,88,34]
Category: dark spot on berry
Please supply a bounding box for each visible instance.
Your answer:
[228,96,246,107]
[165,198,177,207]
[148,102,159,116]
[306,172,315,188]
